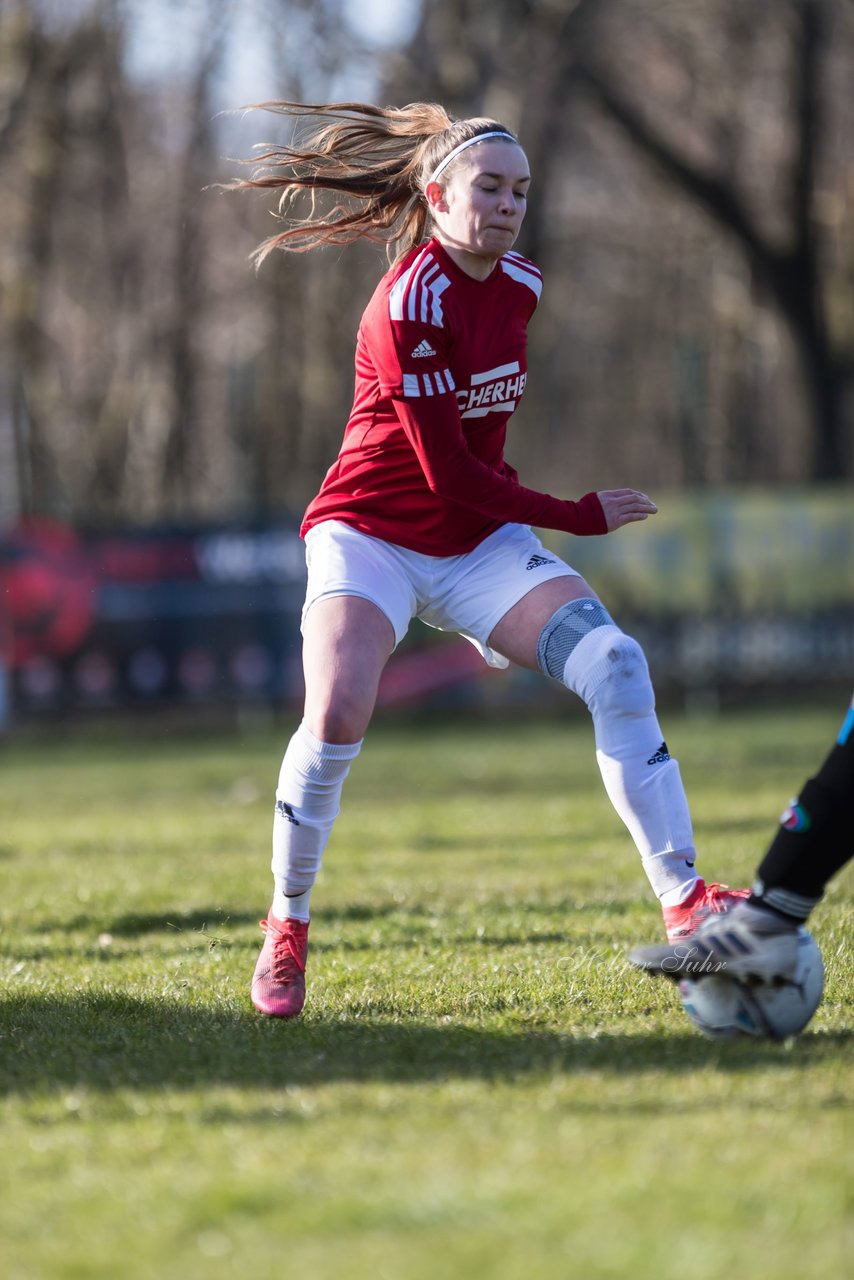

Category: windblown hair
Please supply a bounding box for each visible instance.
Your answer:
[229,100,518,266]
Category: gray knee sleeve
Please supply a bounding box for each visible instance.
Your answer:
[537,597,616,680]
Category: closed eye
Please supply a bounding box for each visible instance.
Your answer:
[477,185,528,198]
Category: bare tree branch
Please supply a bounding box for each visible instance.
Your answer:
[575,62,777,282]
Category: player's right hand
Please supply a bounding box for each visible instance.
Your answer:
[597,489,658,531]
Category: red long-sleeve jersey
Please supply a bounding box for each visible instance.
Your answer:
[301,237,605,555]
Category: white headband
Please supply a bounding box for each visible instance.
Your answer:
[427,131,517,185]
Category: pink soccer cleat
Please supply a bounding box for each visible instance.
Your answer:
[251,912,309,1018]
[661,878,750,943]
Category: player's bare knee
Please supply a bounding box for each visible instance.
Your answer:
[305,692,374,745]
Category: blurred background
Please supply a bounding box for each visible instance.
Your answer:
[0,0,852,727]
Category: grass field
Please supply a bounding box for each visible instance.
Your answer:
[0,703,851,1280]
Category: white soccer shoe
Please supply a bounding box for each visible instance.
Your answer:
[629,901,801,986]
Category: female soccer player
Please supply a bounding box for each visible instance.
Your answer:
[231,102,746,1017]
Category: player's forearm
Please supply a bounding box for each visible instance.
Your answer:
[393,397,607,535]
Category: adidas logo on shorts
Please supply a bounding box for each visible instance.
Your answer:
[411,339,436,358]
[525,554,556,571]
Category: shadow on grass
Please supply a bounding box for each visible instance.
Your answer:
[1,990,848,1096]
[50,907,262,939]
[105,909,260,938]
[42,898,651,948]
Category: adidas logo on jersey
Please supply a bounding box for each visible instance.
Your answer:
[411,340,436,358]
[647,742,671,766]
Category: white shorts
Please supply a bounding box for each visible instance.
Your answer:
[302,521,580,669]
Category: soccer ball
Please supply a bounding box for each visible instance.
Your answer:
[678,928,825,1042]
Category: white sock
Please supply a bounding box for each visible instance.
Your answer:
[656,868,702,908]
[562,628,701,903]
[270,721,362,916]
[275,888,312,923]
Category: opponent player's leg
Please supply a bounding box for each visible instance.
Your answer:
[630,692,854,983]
[488,578,746,938]
[252,596,395,1018]
[750,692,854,918]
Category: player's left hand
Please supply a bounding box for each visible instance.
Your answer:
[597,488,658,531]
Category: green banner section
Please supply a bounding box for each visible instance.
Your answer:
[550,489,854,614]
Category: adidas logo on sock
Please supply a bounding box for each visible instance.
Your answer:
[647,741,671,765]
[411,340,436,358]
[525,554,556,570]
[275,799,300,826]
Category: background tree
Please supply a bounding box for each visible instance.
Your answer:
[575,0,852,481]
[0,0,851,529]
[386,0,854,488]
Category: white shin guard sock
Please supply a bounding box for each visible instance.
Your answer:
[270,721,362,919]
[562,626,699,903]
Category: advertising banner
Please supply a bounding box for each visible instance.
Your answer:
[0,518,306,716]
[1,491,852,719]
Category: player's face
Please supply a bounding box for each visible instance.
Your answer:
[428,141,530,271]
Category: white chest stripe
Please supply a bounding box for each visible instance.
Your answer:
[471,361,520,385]
[461,400,518,419]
